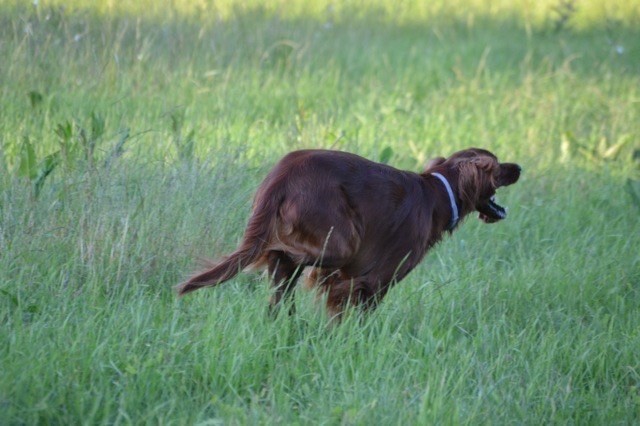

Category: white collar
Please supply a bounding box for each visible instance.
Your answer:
[431,173,459,230]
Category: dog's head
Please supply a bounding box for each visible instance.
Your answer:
[425,148,521,223]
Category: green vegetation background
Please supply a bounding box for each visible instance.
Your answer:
[1,0,639,423]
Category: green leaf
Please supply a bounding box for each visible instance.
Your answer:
[602,135,630,160]
[379,146,394,164]
[28,90,43,108]
[55,120,75,164]
[17,136,37,179]
[54,120,73,142]
[34,151,60,198]
[90,112,105,141]
[170,110,184,135]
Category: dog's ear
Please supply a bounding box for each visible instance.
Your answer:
[423,156,446,172]
[469,156,498,173]
[456,156,498,206]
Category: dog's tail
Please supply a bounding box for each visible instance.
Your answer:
[175,247,259,296]
[176,180,284,296]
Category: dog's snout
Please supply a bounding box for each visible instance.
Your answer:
[504,162,521,172]
[497,162,521,187]
[505,163,521,174]
[512,164,522,177]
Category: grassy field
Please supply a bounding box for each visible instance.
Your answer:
[1,0,640,423]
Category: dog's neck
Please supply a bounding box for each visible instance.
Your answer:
[431,173,459,231]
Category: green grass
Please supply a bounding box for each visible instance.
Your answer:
[1,0,640,423]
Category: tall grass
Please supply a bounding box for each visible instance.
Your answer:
[1,0,639,423]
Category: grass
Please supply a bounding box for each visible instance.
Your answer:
[1,0,639,423]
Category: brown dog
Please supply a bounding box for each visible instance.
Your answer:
[177,148,521,318]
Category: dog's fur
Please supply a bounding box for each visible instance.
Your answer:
[176,148,521,318]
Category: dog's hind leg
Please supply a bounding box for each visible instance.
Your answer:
[267,251,303,315]
[322,277,369,320]
[322,275,392,321]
